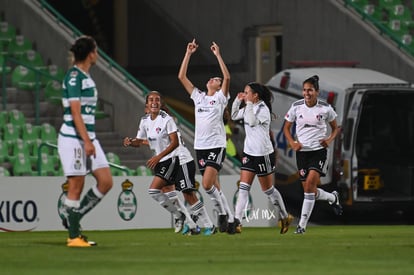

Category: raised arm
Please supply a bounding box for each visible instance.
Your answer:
[178,39,198,95]
[211,42,230,97]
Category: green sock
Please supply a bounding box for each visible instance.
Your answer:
[68,207,81,239]
[79,188,102,220]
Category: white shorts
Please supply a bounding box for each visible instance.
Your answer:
[58,134,109,176]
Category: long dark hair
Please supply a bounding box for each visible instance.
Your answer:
[70,35,97,63]
[303,75,319,90]
[247,82,273,114]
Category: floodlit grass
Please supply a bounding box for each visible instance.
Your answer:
[0,226,413,275]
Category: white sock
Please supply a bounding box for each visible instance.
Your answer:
[264,186,288,219]
[165,191,196,228]
[316,188,335,203]
[206,185,226,215]
[298,193,315,229]
[148,189,181,216]
[191,200,213,228]
[92,184,104,198]
[235,182,250,221]
[220,190,234,222]
[64,198,80,208]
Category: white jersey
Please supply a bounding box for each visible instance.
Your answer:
[175,129,193,165]
[190,87,229,149]
[136,110,178,162]
[285,99,337,151]
[231,99,274,156]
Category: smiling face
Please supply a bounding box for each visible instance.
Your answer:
[302,82,319,107]
[145,92,162,119]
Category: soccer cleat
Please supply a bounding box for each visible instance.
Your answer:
[227,220,237,234]
[181,224,190,235]
[174,212,185,233]
[203,225,217,236]
[279,214,294,234]
[66,234,97,246]
[234,218,242,234]
[294,226,306,234]
[67,236,91,247]
[182,225,201,236]
[218,214,228,233]
[330,191,343,216]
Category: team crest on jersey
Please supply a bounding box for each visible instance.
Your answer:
[209,100,216,105]
[70,70,78,77]
[155,127,161,134]
[316,114,323,121]
[198,158,206,167]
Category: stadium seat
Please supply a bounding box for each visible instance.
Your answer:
[136,165,152,176]
[7,35,32,60]
[0,139,10,163]
[20,49,45,70]
[44,64,65,82]
[388,5,414,27]
[30,139,50,165]
[11,65,41,90]
[2,123,19,146]
[12,152,34,176]
[0,54,11,74]
[21,123,40,145]
[38,152,57,176]
[44,80,62,105]
[9,138,31,163]
[106,152,121,165]
[0,110,8,125]
[0,166,10,176]
[0,21,16,46]
[378,0,402,10]
[40,122,57,143]
[8,109,26,130]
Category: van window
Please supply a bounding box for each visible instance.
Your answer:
[355,91,414,166]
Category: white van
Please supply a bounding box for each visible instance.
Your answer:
[266,67,414,209]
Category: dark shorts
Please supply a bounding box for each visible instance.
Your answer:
[195,147,226,175]
[154,156,179,185]
[296,148,328,181]
[173,160,197,193]
[240,152,276,177]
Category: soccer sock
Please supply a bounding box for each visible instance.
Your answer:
[165,191,196,228]
[191,200,213,228]
[264,186,289,219]
[219,190,234,223]
[148,189,181,216]
[316,188,335,203]
[298,193,315,229]
[64,198,81,239]
[235,182,250,221]
[205,185,226,215]
[79,185,103,219]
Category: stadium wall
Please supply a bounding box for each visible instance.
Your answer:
[0,176,278,232]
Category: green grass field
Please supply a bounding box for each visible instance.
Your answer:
[0,225,413,275]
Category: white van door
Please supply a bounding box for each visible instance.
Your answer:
[342,90,365,202]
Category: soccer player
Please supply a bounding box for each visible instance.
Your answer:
[178,39,235,233]
[283,75,343,234]
[58,36,113,247]
[231,82,292,234]
[123,91,194,234]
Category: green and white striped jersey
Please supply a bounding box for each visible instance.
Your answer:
[59,66,97,140]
